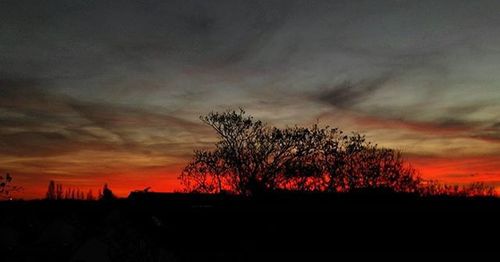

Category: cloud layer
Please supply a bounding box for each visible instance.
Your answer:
[1,0,500,197]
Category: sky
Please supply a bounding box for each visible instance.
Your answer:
[1,0,500,199]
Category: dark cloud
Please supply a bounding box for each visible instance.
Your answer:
[471,132,500,143]
[3,0,499,137]
[312,76,392,109]
[2,0,500,100]
[432,118,476,130]
[444,104,491,116]
[0,78,41,89]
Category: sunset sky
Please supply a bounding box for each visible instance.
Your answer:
[2,0,500,199]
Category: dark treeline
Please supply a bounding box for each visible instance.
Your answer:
[45,180,115,201]
[180,109,495,197]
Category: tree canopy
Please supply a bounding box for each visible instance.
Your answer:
[180,109,422,196]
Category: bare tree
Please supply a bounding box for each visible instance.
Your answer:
[0,173,21,199]
[56,183,63,200]
[179,109,423,195]
[46,180,56,200]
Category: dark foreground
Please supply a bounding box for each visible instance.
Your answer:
[1,192,500,261]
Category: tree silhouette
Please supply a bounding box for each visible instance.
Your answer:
[100,183,116,201]
[56,183,63,200]
[46,180,56,200]
[86,189,95,200]
[0,173,21,199]
[419,180,495,197]
[180,109,422,195]
[45,181,102,200]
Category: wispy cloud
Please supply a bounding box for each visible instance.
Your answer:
[0,81,212,197]
[2,0,500,197]
[312,76,393,110]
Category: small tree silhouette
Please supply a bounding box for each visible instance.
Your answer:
[0,173,21,199]
[100,183,116,201]
[45,181,103,200]
[46,180,56,200]
[86,189,95,200]
[56,183,63,200]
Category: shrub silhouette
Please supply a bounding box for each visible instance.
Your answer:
[100,183,116,201]
[0,173,21,199]
[419,180,495,197]
[180,109,422,195]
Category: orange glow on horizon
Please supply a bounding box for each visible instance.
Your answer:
[8,156,500,199]
[409,155,500,192]
[11,169,184,200]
